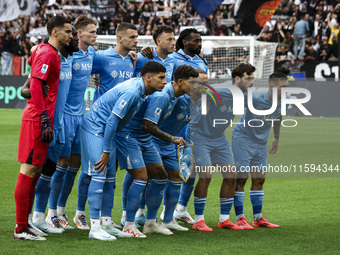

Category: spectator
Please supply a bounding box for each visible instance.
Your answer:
[312,14,322,39]
[304,43,318,61]
[318,36,331,61]
[279,32,294,52]
[293,13,310,60]
[318,21,331,43]
[327,13,340,45]
[276,45,295,65]
[1,31,15,75]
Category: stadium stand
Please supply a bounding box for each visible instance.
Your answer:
[0,0,339,75]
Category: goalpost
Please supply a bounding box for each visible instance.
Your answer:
[85,35,277,109]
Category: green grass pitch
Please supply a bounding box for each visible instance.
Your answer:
[0,109,339,254]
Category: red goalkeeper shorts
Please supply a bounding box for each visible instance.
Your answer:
[18,120,49,166]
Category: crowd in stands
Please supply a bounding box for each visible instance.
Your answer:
[0,0,339,75]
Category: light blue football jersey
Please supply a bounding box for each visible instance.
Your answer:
[191,86,235,139]
[122,83,178,141]
[82,77,145,137]
[232,89,282,145]
[64,46,95,115]
[171,49,208,74]
[53,54,73,129]
[92,47,135,102]
[152,94,191,146]
[135,49,174,82]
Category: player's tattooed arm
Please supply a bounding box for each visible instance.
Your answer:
[143,119,187,146]
[21,78,49,99]
[268,116,282,154]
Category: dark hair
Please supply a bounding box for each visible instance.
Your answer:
[152,25,174,44]
[46,16,71,36]
[176,28,199,51]
[174,65,199,82]
[232,63,256,79]
[269,72,288,83]
[141,61,166,76]
[116,22,137,35]
[74,15,97,30]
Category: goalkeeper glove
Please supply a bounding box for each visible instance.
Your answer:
[39,110,53,143]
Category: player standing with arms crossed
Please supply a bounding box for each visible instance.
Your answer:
[14,16,72,241]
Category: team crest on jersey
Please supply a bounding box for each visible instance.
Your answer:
[73,62,80,71]
[199,63,205,69]
[111,70,118,78]
[129,63,133,69]
[41,64,48,74]
[177,113,184,120]
[119,100,127,108]
[169,63,174,68]
[220,105,227,112]
[166,71,171,78]
[60,72,65,80]
[180,105,187,110]
[154,108,162,115]
[133,158,140,165]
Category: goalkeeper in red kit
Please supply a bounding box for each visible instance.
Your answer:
[14,16,73,241]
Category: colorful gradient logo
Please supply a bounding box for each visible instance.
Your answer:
[198,83,222,106]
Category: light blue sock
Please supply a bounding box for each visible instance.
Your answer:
[34,174,51,213]
[139,180,149,210]
[250,190,264,221]
[146,179,167,220]
[126,179,147,222]
[77,172,91,211]
[88,176,106,219]
[57,166,78,207]
[194,197,206,215]
[163,180,182,223]
[122,172,133,211]
[178,177,195,207]
[49,165,67,210]
[220,197,234,216]
[101,175,116,217]
[234,191,245,220]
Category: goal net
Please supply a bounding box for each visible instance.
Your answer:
[85,35,277,109]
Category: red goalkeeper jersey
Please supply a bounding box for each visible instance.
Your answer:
[22,43,61,122]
